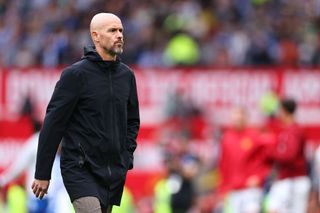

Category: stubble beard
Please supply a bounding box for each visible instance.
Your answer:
[113,46,123,55]
[104,44,123,57]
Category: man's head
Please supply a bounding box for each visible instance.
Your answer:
[278,98,297,122]
[231,107,247,130]
[90,13,124,60]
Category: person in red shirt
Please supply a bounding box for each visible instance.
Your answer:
[266,98,310,213]
[218,107,270,213]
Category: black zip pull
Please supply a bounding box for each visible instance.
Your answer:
[107,164,112,176]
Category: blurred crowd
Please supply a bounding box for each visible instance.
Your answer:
[0,0,320,68]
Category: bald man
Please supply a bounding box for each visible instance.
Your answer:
[31,13,140,213]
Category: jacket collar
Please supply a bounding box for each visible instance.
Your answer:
[82,45,120,70]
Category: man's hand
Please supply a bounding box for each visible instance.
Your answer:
[31,179,50,199]
[246,175,259,188]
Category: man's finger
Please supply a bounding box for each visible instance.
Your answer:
[39,191,45,200]
[39,188,48,199]
[32,184,38,194]
[35,188,39,198]
[35,187,42,198]
[41,188,48,195]
[33,185,40,194]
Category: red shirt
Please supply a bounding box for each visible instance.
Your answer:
[269,123,307,179]
[218,127,271,194]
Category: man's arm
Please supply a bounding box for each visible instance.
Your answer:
[32,68,80,199]
[126,72,140,170]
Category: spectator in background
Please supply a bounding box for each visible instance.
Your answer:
[0,0,318,68]
[218,107,270,213]
[171,156,199,213]
[154,152,199,213]
[163,31,200,66]
[156,87,217,212]
[266,98,310,213]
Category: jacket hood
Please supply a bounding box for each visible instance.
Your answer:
[82,45,121,67]
[82,45,102,61]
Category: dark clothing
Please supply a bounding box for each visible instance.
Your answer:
[35,46,140,206]
[171,178,194,213]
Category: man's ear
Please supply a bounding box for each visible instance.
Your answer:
[91,31,99,43]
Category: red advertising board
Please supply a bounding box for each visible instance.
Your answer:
[1,68,320,174]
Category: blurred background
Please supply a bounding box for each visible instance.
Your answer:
[0,0,320,212]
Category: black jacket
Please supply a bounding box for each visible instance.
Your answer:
[35,46,140,206]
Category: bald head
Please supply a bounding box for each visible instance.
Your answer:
[90,13,121,35]
[89,13,124,60]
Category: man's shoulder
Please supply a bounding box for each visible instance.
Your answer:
[71,59,90,70]
[119,62,134,75]
[63,59,90,75]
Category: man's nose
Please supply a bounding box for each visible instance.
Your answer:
[117,31,123,39]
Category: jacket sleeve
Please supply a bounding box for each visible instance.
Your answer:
[35,68,80,180]
[126,72,140,170]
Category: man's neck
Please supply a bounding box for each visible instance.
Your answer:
[96,46,116,61]
[283,115,294,126]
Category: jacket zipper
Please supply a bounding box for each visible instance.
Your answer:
[108,69,114,146]
[108,68,114,179]
[107,163,112,176]
[109,70,114,143]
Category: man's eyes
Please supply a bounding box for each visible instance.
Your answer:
[109,28,123,33]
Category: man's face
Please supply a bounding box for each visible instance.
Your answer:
[97,20,124,56]
[277,106,287,121]
[231,107,246,129]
